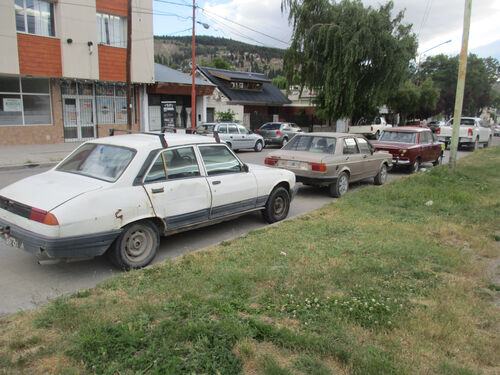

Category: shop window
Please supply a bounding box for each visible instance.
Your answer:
[0,76,51,126]
[95,84,132,124]
[15,0,55,37]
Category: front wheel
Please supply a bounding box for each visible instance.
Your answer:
[108,221,159,270]
[329,172,349,198]
[374,164,387,185]
[408,158,421,173]
[254,140,263,152]
[262,187,290,223]
[281,138,289,147]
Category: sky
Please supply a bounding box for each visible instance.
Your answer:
[152,0,500,60]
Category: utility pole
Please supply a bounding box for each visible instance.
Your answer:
[449,0,472,172]
[126,0,132,130]
[191,0,196,133]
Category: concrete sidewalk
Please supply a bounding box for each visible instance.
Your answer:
[0,142,82,171]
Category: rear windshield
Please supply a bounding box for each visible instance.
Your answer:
[260,123,281,130]
[283,135,336,154]
[378,131,416,144]
[196,124,215,134]
[56,143,136,182]
[448,118,476,126]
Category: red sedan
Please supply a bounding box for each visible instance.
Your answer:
[372,127,443,173]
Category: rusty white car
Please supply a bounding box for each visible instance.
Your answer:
[264,133,392,197]
[0,132,296,269]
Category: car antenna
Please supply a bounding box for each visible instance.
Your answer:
[109,128,168,148]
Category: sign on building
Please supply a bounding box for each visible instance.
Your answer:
[160,101,176,132]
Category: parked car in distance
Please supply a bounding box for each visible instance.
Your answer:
[264,133,392,198]
[428,120,445,133]
[493,124,500,137]
[348,117,392,139]
[437,117,492,150]
[0,132,296,270]
[197,122,265,152]
[372,127,443,173]
[257,122,304,147]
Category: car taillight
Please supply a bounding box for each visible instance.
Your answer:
[309,162,327,172]
[256,130,260,134]
[264,157,279,166]
[276,130,281,135]
[29,207,59,225]
[371,126,373,131]
[437,127,440,134]
[468,128,473,136]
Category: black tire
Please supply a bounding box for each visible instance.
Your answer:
[408,158,421,173]
[108,221,159,270]
[432,153,442,166]
[329,172,349,198]
[471,138,479,151]
[254,140,263,152]
[484,136,491,148]
[374,164,387,185]
[281,137,289,147]
[262,187,290,223]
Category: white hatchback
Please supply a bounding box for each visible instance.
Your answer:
[0,132,296,269]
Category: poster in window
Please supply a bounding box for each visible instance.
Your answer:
[160,101,176,131]
[3,98,22,112]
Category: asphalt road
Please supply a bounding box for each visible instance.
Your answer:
[1,138,498,316]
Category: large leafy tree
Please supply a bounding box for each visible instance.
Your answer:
[281,0,417,121]
[420,54,500,117]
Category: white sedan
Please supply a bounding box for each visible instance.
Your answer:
[0,133,297,269]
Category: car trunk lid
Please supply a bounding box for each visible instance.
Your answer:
[0,170,105,212]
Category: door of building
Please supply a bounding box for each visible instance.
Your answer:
[62,83,96,142]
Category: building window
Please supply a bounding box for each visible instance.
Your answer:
[96,83,132,124]
[15,0,55,37]
[96,13,126,48]
[0,76,51,126]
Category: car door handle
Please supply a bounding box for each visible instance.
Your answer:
[151,187,164,194]
[212,180,221,185]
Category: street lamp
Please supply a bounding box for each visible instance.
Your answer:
[418,39,452,65]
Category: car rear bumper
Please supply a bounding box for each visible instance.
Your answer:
[0,218,121,259]
[296,175,338,185]
[392,158,411,165]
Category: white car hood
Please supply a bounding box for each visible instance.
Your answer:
[0,170,105,211]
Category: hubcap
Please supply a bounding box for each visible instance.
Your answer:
[256,142,262,151]
[339,175,348,195]
[273,196,286,216]
[123,228,153,262]
[380,167,387,182]
[282,139,288,147]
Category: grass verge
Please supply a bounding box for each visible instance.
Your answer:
[1,147,499,375]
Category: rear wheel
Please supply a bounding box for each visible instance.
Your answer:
[374,164,387,185]
[226,142,232,150]
[262,187,290,223]
[432,153,442,166]
[471,138,479,151]
[254,140,263,152]
[329,172,349,198]
[281,137,289,147]
[485,136,491,148]
[108,221,159,270]
[374,130,380,139]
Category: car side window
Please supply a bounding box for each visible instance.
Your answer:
[228,124,238,134]
[419,132,429,144]
[199,145,242,176]
[237,125,249,134]
[343,138,359,154]
[218,125,227,133]
[356,138,371,154]
[144,147,200,183]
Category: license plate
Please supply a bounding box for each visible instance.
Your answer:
[285,160,300,168]
[3,235,23,249]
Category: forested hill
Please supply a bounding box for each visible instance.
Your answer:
[154,35,285,78]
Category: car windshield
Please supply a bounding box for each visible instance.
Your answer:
[283,135,336,154]
[378,131,417,144]
[260,123,281,130]
[56,143,136,182]
[197,124,215,134]
[354,118,370,126]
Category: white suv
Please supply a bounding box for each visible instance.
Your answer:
[197,122,265,152]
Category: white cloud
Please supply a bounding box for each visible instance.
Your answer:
[198,0,500,57]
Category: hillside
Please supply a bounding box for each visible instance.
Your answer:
[154,35,285,77]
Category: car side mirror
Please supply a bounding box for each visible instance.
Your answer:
[242,164,249,173]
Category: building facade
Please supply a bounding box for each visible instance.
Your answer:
[0,0,154,145]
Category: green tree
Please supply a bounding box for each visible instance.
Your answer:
[420,54,500,117]
[281,0,417,120]
[272,75,288,90]
[216,109,237,122]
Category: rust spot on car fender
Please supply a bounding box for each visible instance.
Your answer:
[115,209,124,226]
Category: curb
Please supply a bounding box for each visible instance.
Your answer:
[0,162,59,172]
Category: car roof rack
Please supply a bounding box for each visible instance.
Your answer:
[109,128,168,148]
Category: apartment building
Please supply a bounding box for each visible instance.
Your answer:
[0,0,154,145]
